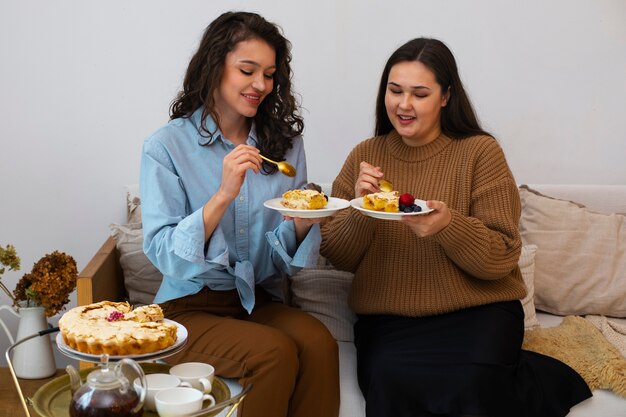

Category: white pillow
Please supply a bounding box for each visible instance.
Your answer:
[127,195,141,224]
[519,244,539,329]
[519,186,626,317]
[290,259,356,342]
[109,222,162,306]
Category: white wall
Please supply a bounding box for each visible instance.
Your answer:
[1,0,624,367]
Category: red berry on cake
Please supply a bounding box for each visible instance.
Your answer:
[399,193,415,206]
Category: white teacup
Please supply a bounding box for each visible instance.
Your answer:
[133,373,192,412]
[155,386,216,417]
[169,362,215,394]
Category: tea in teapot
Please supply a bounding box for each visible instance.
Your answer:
[66,355,146,417]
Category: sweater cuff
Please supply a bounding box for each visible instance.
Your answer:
[432,209,470,249]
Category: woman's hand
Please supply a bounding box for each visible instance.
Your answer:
[400,200,452,237]
[355,161,384,197]
[284,216,323,244]
[217,144,262,201]
[201,145,261,241]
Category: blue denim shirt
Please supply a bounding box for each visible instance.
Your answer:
[140,108,320,313]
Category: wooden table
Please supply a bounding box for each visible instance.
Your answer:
[0,368,65,417]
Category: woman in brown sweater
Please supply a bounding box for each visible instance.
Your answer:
[320,38,590,417]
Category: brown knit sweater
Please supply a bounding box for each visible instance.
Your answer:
[320,131,526,317]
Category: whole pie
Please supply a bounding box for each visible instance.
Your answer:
[58,301,178,355]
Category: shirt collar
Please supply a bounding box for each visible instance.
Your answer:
[192,107,258,147]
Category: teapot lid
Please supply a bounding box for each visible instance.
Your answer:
[86,367,125,390]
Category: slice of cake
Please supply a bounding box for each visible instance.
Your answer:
[281,189,328,210]
[363,191,399,212]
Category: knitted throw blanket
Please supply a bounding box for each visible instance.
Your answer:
[522,315,626,397]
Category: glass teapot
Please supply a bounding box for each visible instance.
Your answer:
[66,354,147,417]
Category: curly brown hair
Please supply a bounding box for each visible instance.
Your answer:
[170,11,304,175]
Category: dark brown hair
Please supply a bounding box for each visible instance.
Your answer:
[170,11,304,174]
[374,38,490,139]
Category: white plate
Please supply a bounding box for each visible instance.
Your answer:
[264,197,350,218]
[56,319,188,362]
[350,197,433,220]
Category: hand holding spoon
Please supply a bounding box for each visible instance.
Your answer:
[259,154,296,177]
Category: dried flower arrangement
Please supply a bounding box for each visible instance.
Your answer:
[0,244,77,317]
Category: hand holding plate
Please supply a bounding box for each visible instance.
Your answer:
[400,200,451,237]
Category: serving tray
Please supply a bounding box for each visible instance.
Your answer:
[30,363,231,417]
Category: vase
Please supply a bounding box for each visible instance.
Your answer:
[0,302,56,379]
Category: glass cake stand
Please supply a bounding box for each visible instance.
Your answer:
[7,325,251,417]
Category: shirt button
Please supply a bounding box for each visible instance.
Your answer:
[274,240,280,246]
[239,195,245,201]
[239,229,245,234]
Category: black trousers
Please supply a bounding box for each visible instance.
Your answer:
[354,301,591,417]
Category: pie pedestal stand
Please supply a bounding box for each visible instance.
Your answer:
[6,327,251,417]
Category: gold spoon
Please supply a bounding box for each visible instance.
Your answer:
[378,179,393,192]
[259,154,297,177]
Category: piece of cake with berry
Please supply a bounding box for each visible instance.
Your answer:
[363,191,399,212]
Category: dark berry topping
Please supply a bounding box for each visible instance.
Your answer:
[106,311,124,322]
[303,183,322,193]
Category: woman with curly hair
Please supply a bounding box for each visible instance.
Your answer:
[140,11,339,417]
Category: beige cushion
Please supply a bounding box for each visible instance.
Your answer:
[109,222,162,306]
[519,186,626,317]
[520,244,540,329]
[290,258,357,342]
[526,184,626,216]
